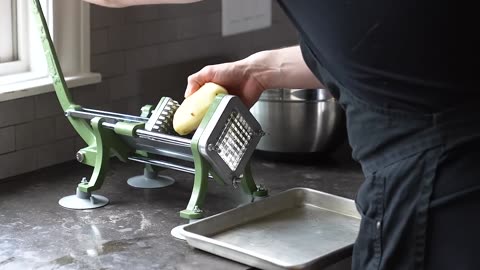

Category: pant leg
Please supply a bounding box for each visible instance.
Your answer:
[425,141,480,270]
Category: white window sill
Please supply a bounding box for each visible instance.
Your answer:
[0,72,101,102]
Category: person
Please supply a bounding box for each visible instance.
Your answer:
[84,1,479,269]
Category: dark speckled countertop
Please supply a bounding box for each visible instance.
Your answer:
[0,143,363,270]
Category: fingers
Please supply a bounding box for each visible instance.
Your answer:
[185,76,201,98]
[185,66,214,97]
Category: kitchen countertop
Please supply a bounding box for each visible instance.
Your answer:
[0,143,363,270]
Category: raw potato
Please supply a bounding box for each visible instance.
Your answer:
[173,82,228,135]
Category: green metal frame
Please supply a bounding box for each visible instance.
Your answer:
[180,95,268,219]
[32,0,267,219]
[32,0,133,193]
[32,0,94,145]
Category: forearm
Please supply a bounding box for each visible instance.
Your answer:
[83,0,202,8]
[243,46,323,90]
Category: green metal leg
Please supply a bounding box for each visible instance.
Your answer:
[77,118,112,193]
[240,162,268,198]
[58,118,111,210]
[180,158,209,220]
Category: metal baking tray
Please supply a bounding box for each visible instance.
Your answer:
[181,188,361,270]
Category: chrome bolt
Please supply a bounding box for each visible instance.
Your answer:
[232,177,242,189]
[76,151,85,163]
[207,144,215,151]
[207,144,221,153]
[81,177,88,184]
[257,184,266,191]
[193,205,203,213]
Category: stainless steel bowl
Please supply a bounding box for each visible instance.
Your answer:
[250,88,345,153]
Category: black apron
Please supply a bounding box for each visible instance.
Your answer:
[300,41,480,270]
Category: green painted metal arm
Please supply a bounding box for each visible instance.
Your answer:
[240,162,257,195]
[180,95,226,219]
[77,118,110,193]
[31,0,95,146]
[241,163,268,198]
[179,152,210,220]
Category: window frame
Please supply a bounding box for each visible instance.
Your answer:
[0,0,101,102]
[0,0,15,63]
[0,0,30,76]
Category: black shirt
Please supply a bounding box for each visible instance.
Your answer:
[278,0,475,112]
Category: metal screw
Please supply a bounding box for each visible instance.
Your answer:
[207,144,215,151]
[257,184,266,191]
[207,144,221,153]
[193,205,203,213]
[76,151,85,163]
[232,177,241,189]
[251,130,266,137]
[376,221,381,230]
[81,177,88,184]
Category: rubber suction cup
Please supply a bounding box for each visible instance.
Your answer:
[127,170,175,189]
[59,188,109,210]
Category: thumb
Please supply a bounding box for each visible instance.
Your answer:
[186,76,205,97]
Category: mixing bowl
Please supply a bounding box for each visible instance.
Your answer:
[250,88,345,153]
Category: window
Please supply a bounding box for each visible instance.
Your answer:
[0,1,15,64]
[0,0,29,77]
[0,0,101,102]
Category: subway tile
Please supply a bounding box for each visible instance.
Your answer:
[15,117,56,150]
[108,23,145,50]
[0,148,36,180]
[109,98,130,115]
[71,82,110,108]
[141,19,178,45]
[176,12,221,40]
[109,96,144,116]
[250,22,299,52]
[0,98,35,127]
[0,126,15,154]
[126,6,159,23]
[125,46,160,72]
[91,28,109,55]
[91,6,126,29]
[34,92,63,119]
[91,51,126,78]
[35,138,76,169]
[55,114,77,140]
[157,0,220,19]
[155,35,223,67]
[108,74,140,100]
[75,136,88,152]
[220,31,255,59]
[126,96,144,116]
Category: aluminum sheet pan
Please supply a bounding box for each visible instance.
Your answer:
[181,188,361,270]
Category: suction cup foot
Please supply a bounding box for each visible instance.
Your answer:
[59,188,109,210]
[127,170,175,189]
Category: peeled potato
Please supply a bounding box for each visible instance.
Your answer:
[173,82,228,135]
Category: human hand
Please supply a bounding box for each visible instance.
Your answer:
[185,46,323,108]
[185,58,270,108]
